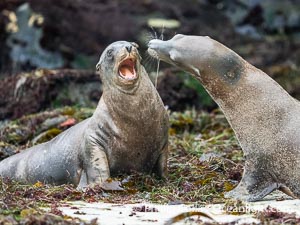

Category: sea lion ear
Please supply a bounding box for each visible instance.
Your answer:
[96,62,101,71]
[131,42,139,48]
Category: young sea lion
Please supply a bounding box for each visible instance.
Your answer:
[0,41,169,188]
[147,34,300,201]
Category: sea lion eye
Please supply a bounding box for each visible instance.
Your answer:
[106,49,113,58]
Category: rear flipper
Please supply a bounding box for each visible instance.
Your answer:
[247,183,280,202]
[226,178,298,201]
[278,186,298,199]
[225,161,278,202]
[225,178,278,202]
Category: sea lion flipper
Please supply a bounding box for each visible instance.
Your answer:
[152,144,168,178]
[225,162,277,202]
[225,181,278,202]
[77,172,88,190]
[85,146,110,186]
[278,186,298,199]
[247,183,279,202]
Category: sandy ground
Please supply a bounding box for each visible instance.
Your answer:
[59,192,300,225]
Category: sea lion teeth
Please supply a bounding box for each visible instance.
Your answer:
[0,41,169,189]
[148,34,300,202]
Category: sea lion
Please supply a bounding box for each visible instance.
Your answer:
[147,34,300,201]
[0,41,169,188]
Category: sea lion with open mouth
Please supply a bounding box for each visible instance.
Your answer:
[148,34,300,201]
[0,41,169,188]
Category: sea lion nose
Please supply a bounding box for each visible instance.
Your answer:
[148,40,154,48]
[148,39,163,49]
[126,45,132,53]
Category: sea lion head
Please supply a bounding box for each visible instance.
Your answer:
[96,41,141,92]
[147,34,243,85]
[147,34,212,77]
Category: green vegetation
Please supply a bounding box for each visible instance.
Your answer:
[0,107,243,223]
[1,107,298,224]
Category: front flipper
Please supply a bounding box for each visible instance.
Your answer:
[78,145,110,189]
[152,143,168,178]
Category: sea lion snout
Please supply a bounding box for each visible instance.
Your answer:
[147,39,163,50]
[148,37,201,77]
[148,39,178,69]
[147,39,171,60]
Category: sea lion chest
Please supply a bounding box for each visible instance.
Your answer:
[97,89,168,176]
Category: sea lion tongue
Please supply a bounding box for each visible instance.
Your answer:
[119,58,136,80]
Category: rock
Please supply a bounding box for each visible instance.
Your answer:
[40,116,68,131]
[0,69,100,120]
[32,128,62,145]
[0,141,17,161]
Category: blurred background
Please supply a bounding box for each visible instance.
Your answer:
[0,0,299,119]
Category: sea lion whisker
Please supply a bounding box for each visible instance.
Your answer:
[159,24,165,41]
[150,26,158,39]
[145,31,157,43]
[142,53,157,69]
[143,45,160,87]
[155,59,160,88]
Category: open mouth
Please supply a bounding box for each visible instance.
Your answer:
[118,58,137,81]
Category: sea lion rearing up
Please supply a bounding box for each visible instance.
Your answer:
[148,34,300,201]
[0,41,169,188]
